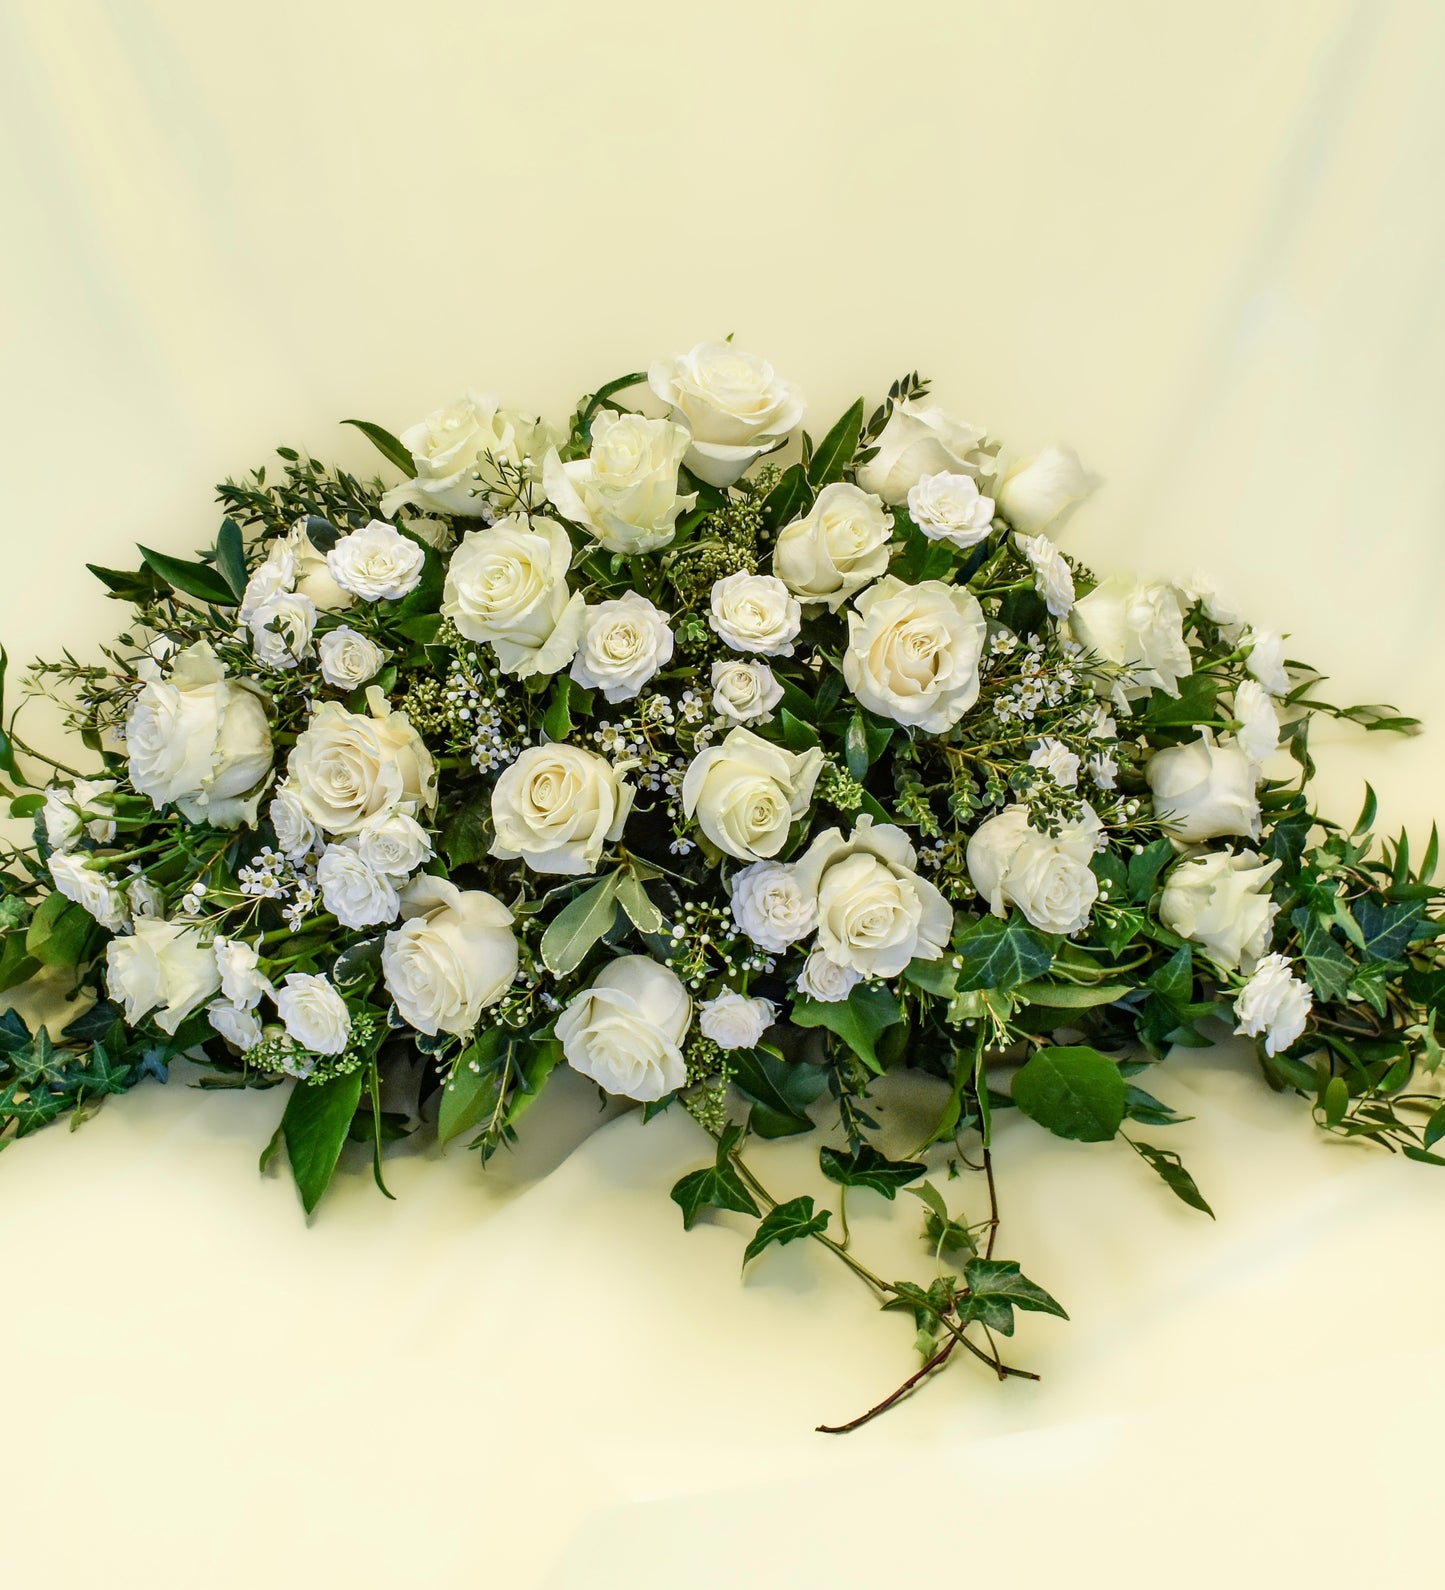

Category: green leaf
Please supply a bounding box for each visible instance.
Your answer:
[790,982,903,1074]
[1130,1137,1214,1216]
[26,892,95,968]
[1293,909,1355,1002]
[539,872,620,976]
[1424,1103,1445,1150]
[1013,979,1134,1009]
[1124,1084,1189,1127]
[542,675,576,742]
[729,1047,828,1137]
[615,872,664,935]
[86,562,169,602]
[440,794,491,868]
[1011,1045,1127,1142]
[0,647,21,781]
[214,518,248,599]
[1143,672,1218,729]
[670,1123,761,1229]
[1352,898,1425,964]
[952,914,1054,993]
[280,1069,365,1216]
[959,1257,1068,1336]
[1128,839,1176,903]
[760,463,811,530]
[742,1194,831,1268]
[137,545,238,607]
[1352,783,1378,837]
[342,419,417,477]
[819,1143,925,1199]
[1148,944,1193,1007]
[437,1030,505,1147]
[1321,1074,1349,1128]
[806,399,865,489]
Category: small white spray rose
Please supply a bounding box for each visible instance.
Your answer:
[1231,680,1281,767]
[105,918,220,1036]
[856,399,992,504]
[490,744,633,876]
[708,572,802,656]
[729,859,818,953]
[48,853,130,933]
[1176,571,1242,632]
[239,541,296,625]
[42,778,117,852]
[1233,953,1313,1056]
[269,783,319,859]
[1146,733,1261,843]
[996,445,1091,534]
[843,576,988,733]
[318,627,385,690]
[543,410,696,554]
[382,877,519,1037]
[213,935,271,1009]
[354,809,433,879]
[1016,533,1076,618]
[441,515,585,679]
[125,875,164,920]
[379,392,544,519]
[698,990,778,1051]
[325,520,426,602]
[1159,849,1280,972]
[248,590,317,671]
[287,692,436,836]
[710,659,784,725]
[907,471,995,549]
[207,1001,263,1052]
[285,520,354,610]
[274,971,352,1055]
[317,843,402,930]
[682,727,823,862]
[569,593,674,704]
[1243,627,1291,696]
[966,805,1102,938]
[648,342,804,487]
[773,483,893,610]
[556,955,692,1102]
[1029,738,1081,788]
[796,949,864,1003]
[1069,577,1191,699]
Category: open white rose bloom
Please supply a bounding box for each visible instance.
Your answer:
[3,349,1442,1434]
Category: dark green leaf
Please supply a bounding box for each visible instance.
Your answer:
[137,545,237,606]
[670,1123,761,1229]
[214,518,248,599]
[952,914,1054,993]
[760,463,811,530]
[1293,909,1355,1002]
[440,794,491,868]
[1011,1045,1126,1142]
[1130,1137,1214,1216]
[1352,898,1425,964]
[1128,839,1176,903]
[806,399,865,489]
[790,982,903,1074]
[615,872,664,935]
[742,1194,831,1267]
[437,1030,505,1147]
[819,1143,925,1199]
[959,1257,1069,1336]
[1148,944,1193,1007]
[729,1047,827,1137]
[540,872,620,976]
[26,892,95,968]
[342,419,417,477]
[281,1069,366,1215]
[85,562,168,602]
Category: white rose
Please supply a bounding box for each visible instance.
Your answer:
[729,858,818,953]
[682,727,823,862]
[213,934,271,1008]
[379,392,544,519]
[1159,849,1280,971]
[708,571,802,656]
[207,1000,263,1052]
[125,875,164,920]
[1016,533,1076,618]
[1145,733,1260,843]
[556,955,692,1102]
[966,804,1102,937]
[1070,577,1191,699]
[325,520,425,602]
[317,843,402,930]
[105,918,220,1035]
[794,815,953,977]
[126,641,273,828]
[441,515,585,679]
[1029,738,1081,787]
[856,399,993,504]
[319,627,385,690]
[570,593,674,704]
[43,778,117,852]
[490,744,633,876]
[238,540,295,624]
[1233,952,1313,1056]
[48,854,129,932]
[710,659,783,725]
[996,445,1091,534]
[248,590,317,671]
[285,521,353,611]
[269,783,319,859]
[1244,627,1291,696]
[698,989,777,1050]
[382,876,518,1036]
[274,971,351,1055]
[843,576,987,733]
[1176,570,1242,633]
[906,471,995,549]
[287,691,437,836]
[797,949,863,1003]
[648,342,804,487]
[774,483,893,610]
[543,410,696,554]
[354,809,433,878]
[1231,680,1281,767]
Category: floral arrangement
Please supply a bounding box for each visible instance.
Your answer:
[3,343,1441,1430]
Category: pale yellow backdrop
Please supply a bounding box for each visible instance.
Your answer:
[1,2,1443,1587]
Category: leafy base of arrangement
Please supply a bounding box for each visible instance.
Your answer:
[3,343,1442,1430]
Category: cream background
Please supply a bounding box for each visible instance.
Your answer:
[2,1,1444,1585]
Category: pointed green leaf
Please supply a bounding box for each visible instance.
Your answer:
[540,872,621,976]
[960,1257,1068,1337]
[342,419,417,477]
[790,982,903,1074]
[670,1124,761,1229]
[819,1143,926,1199]
[280,1069,365,1215]
[1130,1137,1214,1216]
[1011,1045,1126,1142]
[952,914,1054,993]
[437,1030,505,1147]
[742,1194,830,1267]
[615,872,664,935]
[137,545,237,606]
[214,518,248,599]
[806,399,864,488]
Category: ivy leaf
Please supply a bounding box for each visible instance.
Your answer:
[819,1143,926,1199]
[341,418,417,477]
[137,545,238,607]
[540,872,621,976]
[1130,1137,1215,1216]
[440,794,491,869]
[742,1194,831,1268]
[959,1258,1068,1336]
[1293,909,1355,1001]
[806,399,864,489]
[280,1069,365,1216]
[670,1123,761,1229]
[0,1079,67,1136]
[437,1030,505,1147]
[1352,898,1426,964]
[1147,944,1193,1007]
[729,1047,828,1137]
[1011,1045,1127,1142]
[790,982,902,1074]
[952,914,1054,993]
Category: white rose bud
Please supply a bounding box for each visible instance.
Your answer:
[710,659,784,725]
[248,590,317,671]
[42,778,117,853]
[543,410,696,554]
[354,809,433,878]
[682,727,823,862]
[1146,733,1261,843]
[207,1001,263,1052]
[1070,577,1191,699]
[1243,627,1291,696]
[966,805,1102,937]
[708,572,802,656]
[906,471,995,549]
[274,971,352,1055]
[238,540,296,625]
[48,854,130,933]
[213,934,271,1008]
[379,393,544,519]
[997,445,1091,534]
[856,399,992,504]
[1159,849,1280,972]
[1029,738,1081,787]
[105,918,220,1035]
[270,783,319,859]
[1233,952,1313,1056]
[773,483,893,610]
[317,843,402,930]
[698,989,777,1050]
[843,576,987,733]
[319,627,385,690]
[556,955,692,1102]
[794,816,953,977]
[287,692,436,836]
[1016,533,1076,619]
[1231,680,1281,767]
[490,744,633,876]
[648,342,804,487]
[569,592,674,704]
[729,859,818,953]
[285,520,353,610]
[441,515,586,679]
[325,520,426,602]
[125,875,164,920]
[382,877,519,1037]
[797,949,864,1003]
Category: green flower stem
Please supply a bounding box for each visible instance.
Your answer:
[259,913,336,948]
